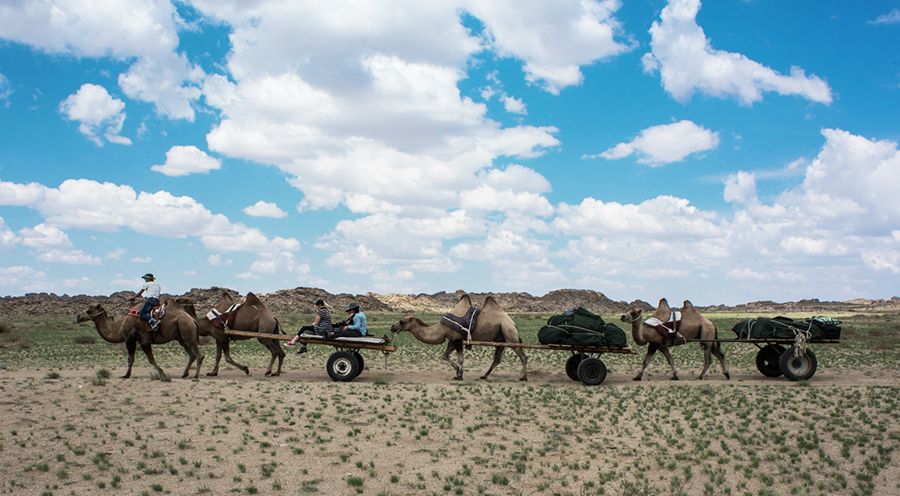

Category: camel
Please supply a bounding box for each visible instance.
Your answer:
[620,298,729,381]
[390,294,528,381]
[178,291,285,377]
[175,295,248,377]
[75,299,203,381]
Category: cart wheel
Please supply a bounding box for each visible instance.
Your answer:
[326,351,361,382]
[755,344,786,377]
[576,357,607,386]
[779,346,818,381]
[565,353,586,381]
[352,351,365,378]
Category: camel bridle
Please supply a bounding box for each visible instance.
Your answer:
[85,307,108,320]
[623,310,642,323]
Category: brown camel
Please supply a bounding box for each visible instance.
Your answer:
[180,291,286,377]
[76,299,204,380]
[620,298,729,381]
[390,294,528,381]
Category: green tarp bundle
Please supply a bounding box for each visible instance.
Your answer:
[538,307,628,348]
[731,316,841,341]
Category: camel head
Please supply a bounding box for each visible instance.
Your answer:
[390,315,423,334]
[620,306,643,324]
[77,303,107,324]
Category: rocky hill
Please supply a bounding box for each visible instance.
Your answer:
[0,287,896,319]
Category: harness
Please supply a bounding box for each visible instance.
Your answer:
[207,303,242,330]
[644,310,684,344]
[441,306,480,341]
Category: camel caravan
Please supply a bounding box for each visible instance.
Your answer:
[76,277,838,384]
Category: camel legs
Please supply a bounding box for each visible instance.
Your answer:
[713,342,730,379]
[479,346,504,380]
[514,348,528,381]
[140,343,169,381]
[634,343,659,381]
[208,339,250,376]
[442,341,463,380]
[659,346,679,380]
[177,340,204,380]
[698,343,714,380]
[260,338,285,377]
[122,338,137,379]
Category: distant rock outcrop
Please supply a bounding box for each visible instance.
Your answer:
[0,286,896,319]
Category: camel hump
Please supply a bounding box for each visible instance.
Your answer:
[457,293,472,305]
[482,295,502,311]
[244,292,262,305]
[682,300,694,309]
[657,298,669,308]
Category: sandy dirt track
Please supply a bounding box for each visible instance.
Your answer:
[1,365,898,496]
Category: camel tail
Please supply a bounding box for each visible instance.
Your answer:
[274,318,285,335]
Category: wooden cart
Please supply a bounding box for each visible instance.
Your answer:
[683,336,840,381]
[224,330,396,382]
[464,340,634,386]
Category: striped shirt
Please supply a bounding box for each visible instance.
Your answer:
[314,307,333,333]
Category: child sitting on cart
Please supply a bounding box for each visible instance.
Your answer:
[286,299,333,354]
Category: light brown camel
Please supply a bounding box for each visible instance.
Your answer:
[180,291,286,377]
[620,298,729,381]
[75,299,203,380]
[390,294,528,381]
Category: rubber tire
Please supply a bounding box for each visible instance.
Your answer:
[326,351,361,382]
[755,344,786,377]
[352,351,365,379]
[779,346,818,381]
[576,357,607,386]
[565,353,586,381]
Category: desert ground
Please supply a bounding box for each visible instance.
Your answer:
[0,312,898,496]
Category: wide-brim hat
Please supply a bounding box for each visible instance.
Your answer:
[142,273,155,280]
[345,303,360,312]
[314,299,326,306]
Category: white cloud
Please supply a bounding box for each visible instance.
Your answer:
[0,266,47,288]
[588,120,719,165]
[104,248,126,260]
[0,178,301,275]
[554,195,720,238]
[36,249,101,265]
[0,217,19,248]
[451,230,566,289]
[465,0,631,93]
[723,171,756,204]
[0,72,11,103]
[130,256,153,263]
[779,236,846,256]
[243,201,288,219]
[18,224,71,248]
[500,94,527,114]
[58,84,131,145]
[869,9,900,25]
[642,0,831,105]
[0,0,203,119]
[150,145,221,177]
[207,254,233,267]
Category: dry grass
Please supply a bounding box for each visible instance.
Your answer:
[0,312,896,495]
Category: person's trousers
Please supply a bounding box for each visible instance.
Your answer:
[140,297,160,323]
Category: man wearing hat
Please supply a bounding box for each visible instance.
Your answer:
[132,273,161,330]
[330,303,367,338]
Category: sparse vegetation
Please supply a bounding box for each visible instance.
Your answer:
[0,311,895,494]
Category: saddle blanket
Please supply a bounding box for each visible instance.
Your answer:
[207,303,241,329]
[299,333,389,345]
[128,304,166,320]
[644,310,681,335]
[441,306,480,339]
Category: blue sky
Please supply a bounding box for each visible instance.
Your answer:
[0,0,898,304]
